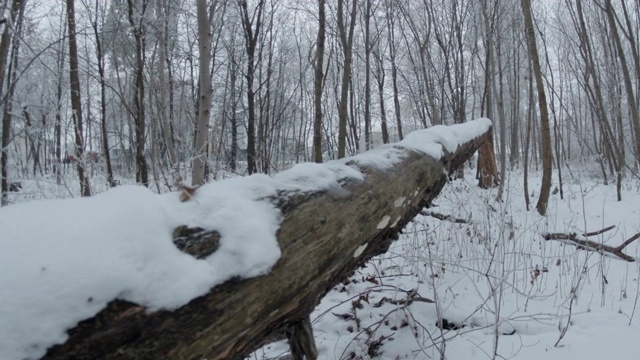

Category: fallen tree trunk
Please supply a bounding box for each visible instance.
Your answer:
[43,122,493,360]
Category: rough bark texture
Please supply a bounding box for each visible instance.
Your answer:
[0,0,22,205]
[127,0,149,187]
[477,131,499,188]
[66,0,91,197]
[336,0,357,158]
[312,0,326,163]
[43,126,492,360]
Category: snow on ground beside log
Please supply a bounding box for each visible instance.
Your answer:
[254,168,640,360]
[0,119,492,360]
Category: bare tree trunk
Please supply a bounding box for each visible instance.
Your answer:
[0,0,22,205]
[603,0,640,165]
[385,0,402,140]
[91,0,115,188]
[493,35,507,200]
[476,0,500,190]
[127,0,149,187]
[521,0,552,215]
[66,0,91,197]
[157,0,181,186]
[54,39,64,185]
[192,0,213,185]
[337,0,357,158]
[477,132,499,188]
[374,47,389,144]
[571,0,622,200]
[523,60,534,211]
[228,46,239,172]
[313,0,326,163]
[363,0,372,150]
[239,0,265,174]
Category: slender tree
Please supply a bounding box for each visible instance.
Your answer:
[602,0,640,165]
[156,0,181,186]
[126,0,149,186]
[363,0,372,150]
[90,0,115,188]
[336,0,357,158]
[192,0,213,185]
[238,0,265,174]
[66,0,91,197]
[0,0,23,205]
[521,0,552,215]
[313,0,326,163]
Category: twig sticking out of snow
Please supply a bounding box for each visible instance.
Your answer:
[543,225,640,262]
[419,210,469,224]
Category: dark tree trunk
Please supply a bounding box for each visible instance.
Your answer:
[66,0,91,197]
[91,2,115,188]
[385,1,402,140]
[313,0,326,163]
[477,132,499,189]
[127,0,149,187]
[43,124,493,360]
[0,0,24,205]
[363,0,372,150]
[522,0,552,215]
[337,0,357,158]
[239,0,265,174]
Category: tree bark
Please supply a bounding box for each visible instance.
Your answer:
[603,0,640,165]
[43,123,493,360]
[66,0,91,197]
[127,0,149,187]
[476,1,499,190]
[337,0,357,158]
[312,0,326,163]
[0,0,23,205]
[385,1,403,141]
[521,0,552,215]
[477,131,499,188]
[192,0,213,185]
[91,1,115,188]
[239,0,265,174]
[363,0,372,151]
[156,0,181,186]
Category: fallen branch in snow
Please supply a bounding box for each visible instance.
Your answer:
[543,225,640,262]
[42,120,493,360]
[420,210,469,224]
[372,289,435,308]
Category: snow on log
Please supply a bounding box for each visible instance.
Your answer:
[0,119,492,360]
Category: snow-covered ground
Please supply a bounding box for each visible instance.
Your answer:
[253,168,640,360]
[2,116,639,359]
[3,165,640,360]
